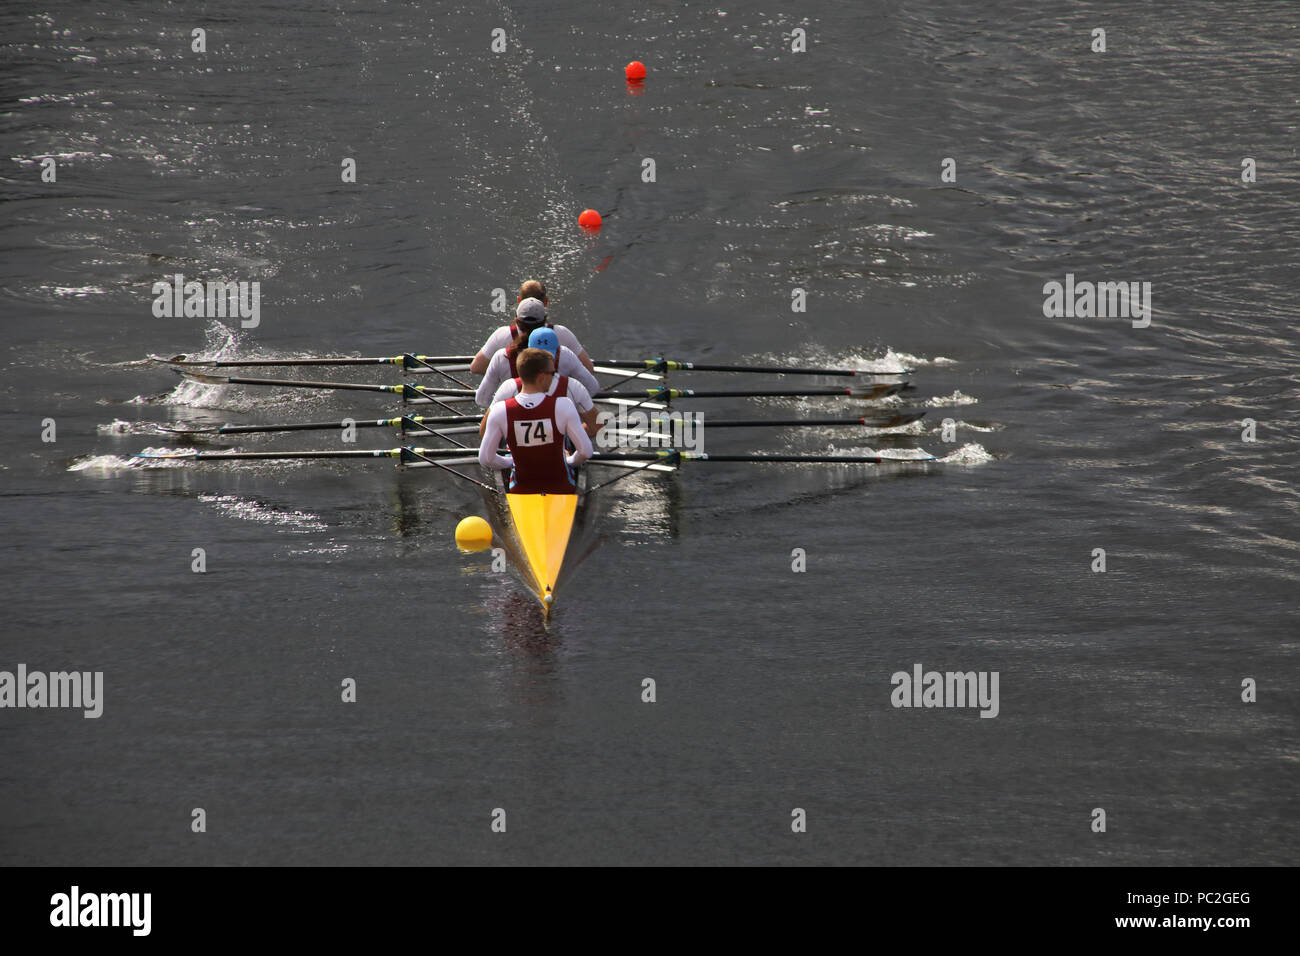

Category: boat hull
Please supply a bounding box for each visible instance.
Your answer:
[505,492,579,615]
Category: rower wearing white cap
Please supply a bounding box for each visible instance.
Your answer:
[468,279,597,377]
[482,327,600,438]
[474,298,602,407]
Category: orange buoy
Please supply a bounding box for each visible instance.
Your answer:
[578,209,603,230]
[625,61,646,81]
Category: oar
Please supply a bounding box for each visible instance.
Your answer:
[133,444,503,492]
[155,353,474,369]
[178,372,907,403]
[600,358,912,377]
[638,412,926,429]
[601,383,906,401]
[400,447,498,492]
[133,447,489,463]
[178,370,478,403]
[155,353,911,377]
[161,414,483,436]
[589,451,939,464]
[166,410,922,438]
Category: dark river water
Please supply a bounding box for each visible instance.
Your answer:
[1,1,1296,865]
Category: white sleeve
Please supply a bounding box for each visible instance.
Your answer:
[560,348,601,396]
[491,378,519,405]
[556,397,593,467]
[477,404,513,470]
[563,379,593,413]
[554,325,584,355]
[476,351,508,407]
[478,326,511,358]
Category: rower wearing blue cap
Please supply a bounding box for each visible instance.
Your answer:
[527,327,560,357]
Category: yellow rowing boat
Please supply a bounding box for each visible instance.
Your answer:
[504,491,579,616]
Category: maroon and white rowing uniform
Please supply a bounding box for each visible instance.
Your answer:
[478,391,593,495]
[489,373,594,416]
[475,342,601,407]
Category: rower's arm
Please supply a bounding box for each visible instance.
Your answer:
[564,380,599,438]
[469,351,490,376]
[479,410,490,438]
[578,349,596,375]
[478,406,512,470]
[475,357,503,407]
[571,360,602,398]
[559,400,593,467]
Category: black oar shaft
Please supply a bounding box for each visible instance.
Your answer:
[217,419,389,434]
[196,374,395,393]
[642,415,923,428]
[166,355,474,367]
[186,374,477,400]
[603,387,890,398]
[689,454,933,463]
[597,360,908,377]
[215,414,482,435]
[589,452,935,464]
[164,449,400,461]
[140,447,488,462]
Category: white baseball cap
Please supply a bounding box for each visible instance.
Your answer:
[516,297,547,323]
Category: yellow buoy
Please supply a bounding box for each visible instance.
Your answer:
[455,515,493,552]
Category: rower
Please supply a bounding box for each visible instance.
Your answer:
[469,279,598,376]
[478,347,593,494]
[483,328,600,438]
[474,297,602,406]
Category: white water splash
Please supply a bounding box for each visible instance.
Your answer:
[757,347,955,375]
[67,454,143,472]
[70,446,204,470]
[926,390,979,407]
[143,323,344,411]
[876,447,939,461]
[868,418,927,436]
[883,349,958,368]
[826,443,936,462]
[939,443,995,465]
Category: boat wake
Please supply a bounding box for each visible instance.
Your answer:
[761,346,956,374]
[68,446,315,472]
[825,441,993,466]
[197,494,328,533]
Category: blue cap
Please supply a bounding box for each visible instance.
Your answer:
[528,328,560,357]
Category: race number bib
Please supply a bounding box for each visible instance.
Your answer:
[512,418,554,446]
